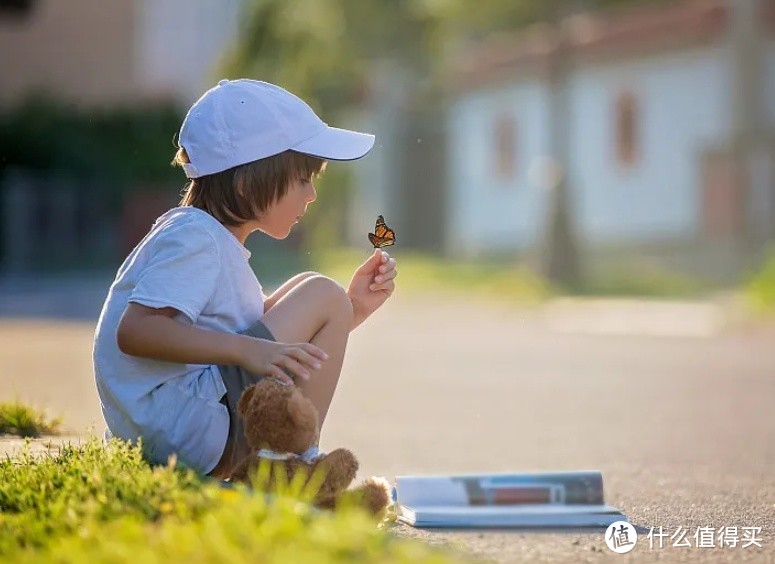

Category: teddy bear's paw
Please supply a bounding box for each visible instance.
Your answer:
[316,449,358,493]
[353,477,392,517]
[365,476,393,504]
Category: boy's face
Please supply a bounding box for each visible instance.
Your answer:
[258,175,317,239]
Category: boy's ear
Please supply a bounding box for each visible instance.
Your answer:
[237,385,257,417]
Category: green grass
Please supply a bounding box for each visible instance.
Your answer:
[257,245,718,304]
[311,247,715,301]
[577,264,708,298]
[746,247,775,313]
[0,438,461,563]
[312,248,553,305]
[0,401,61,438]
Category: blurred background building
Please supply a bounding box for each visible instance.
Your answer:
[0,0,242,275]
[1,0,774,292]
[0,0,241,107]
[355,0,775,283]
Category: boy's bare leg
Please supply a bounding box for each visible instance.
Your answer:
[263,271,318,311]
[261,274,353,425]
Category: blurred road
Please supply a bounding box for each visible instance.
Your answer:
[1,278,773,562]
[0,272,112,321]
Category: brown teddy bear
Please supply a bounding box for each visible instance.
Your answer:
[229,378,391,516]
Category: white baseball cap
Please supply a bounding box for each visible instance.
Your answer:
[178,79,375,178]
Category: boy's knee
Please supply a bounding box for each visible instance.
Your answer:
[305,275,353,321]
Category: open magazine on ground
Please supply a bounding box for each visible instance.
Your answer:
[394,471,627,528]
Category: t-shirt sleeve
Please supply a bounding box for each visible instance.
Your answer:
[128,223,220,323]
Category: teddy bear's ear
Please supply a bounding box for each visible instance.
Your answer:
[287,390,319,429]
[237,384,257,417]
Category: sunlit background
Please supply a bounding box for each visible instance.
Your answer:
[1,0,774,302]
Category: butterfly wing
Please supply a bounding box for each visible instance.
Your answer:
[374,215,388,238]
[368,215,396,248]
[380,227,396,247]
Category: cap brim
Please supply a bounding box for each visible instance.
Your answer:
[291,126,375,161]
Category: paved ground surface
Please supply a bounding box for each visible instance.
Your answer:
[1,276,773,563]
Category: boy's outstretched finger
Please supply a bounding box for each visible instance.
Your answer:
[378,255,396,272]
[299,343,329,362]
[290,346,325,371]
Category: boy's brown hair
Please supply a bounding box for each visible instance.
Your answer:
[173,148,326,226]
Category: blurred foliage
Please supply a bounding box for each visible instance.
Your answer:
[303,163,353,252]
[222,0,670,113]
[310,246,715,302]
[746,246,775,313]
[312,248,554,305]
[0,97,186,270]
[0,96,184,192]
[578,263,709,298]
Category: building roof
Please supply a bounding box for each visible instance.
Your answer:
[452,0,763,92]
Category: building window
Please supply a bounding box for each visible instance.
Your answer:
[615,91,639,167]
[494,114,517,179]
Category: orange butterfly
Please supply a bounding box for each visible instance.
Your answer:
[368,215,396,249]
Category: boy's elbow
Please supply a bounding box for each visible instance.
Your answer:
[116,317,138,356]
[116,303,178,356]
[116,306,150,356]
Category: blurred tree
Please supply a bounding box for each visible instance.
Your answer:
[222,0,668,274]
[540,0,581,289]
[223,0,665,111]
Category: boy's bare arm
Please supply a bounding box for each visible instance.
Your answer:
[116,303,327,382]
[117,303,246,366]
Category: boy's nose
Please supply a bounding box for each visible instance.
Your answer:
[307,185,317,203]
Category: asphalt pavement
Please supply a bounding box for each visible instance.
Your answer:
[1,278,773,562]
[331,296,775,562]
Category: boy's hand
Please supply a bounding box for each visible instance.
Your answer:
[237,338,328,385]
[347,250,397,329]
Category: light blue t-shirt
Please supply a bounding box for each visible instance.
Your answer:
[93,206,264,474]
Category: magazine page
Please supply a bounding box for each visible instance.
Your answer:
[396,471,605,508]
